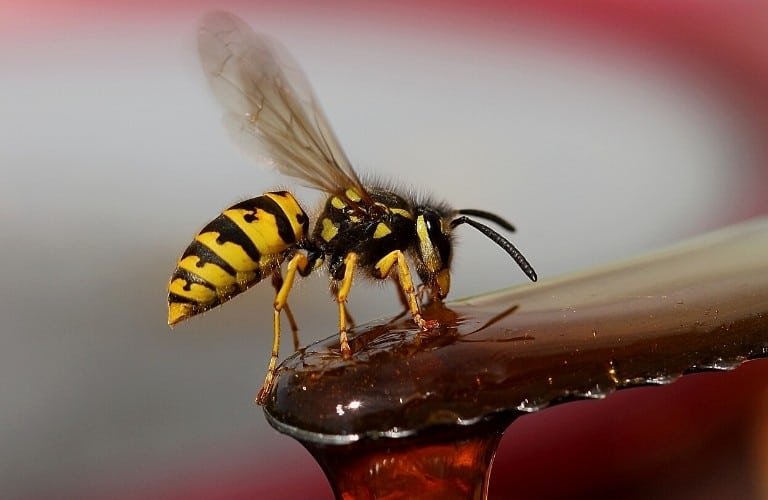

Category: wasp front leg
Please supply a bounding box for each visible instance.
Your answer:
[257,252,312,405]
[373,250,435,331]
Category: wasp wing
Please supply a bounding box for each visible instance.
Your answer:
[198,11,368,199]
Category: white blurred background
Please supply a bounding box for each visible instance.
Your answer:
[0,1,763,497]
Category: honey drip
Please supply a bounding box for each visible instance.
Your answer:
[263,217,768,499]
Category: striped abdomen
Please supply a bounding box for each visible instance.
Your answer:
[168,191,309,325]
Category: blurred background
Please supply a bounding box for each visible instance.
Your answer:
[2,0,767,498]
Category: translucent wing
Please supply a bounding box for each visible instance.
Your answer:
[198,11,369,199]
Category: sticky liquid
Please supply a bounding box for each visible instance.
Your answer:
[264,217,768,499]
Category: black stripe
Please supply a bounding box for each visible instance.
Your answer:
[172,267,216,294]
[326,204,349,224]
[296,211,309,235]
[168,291,210,306]
[182,240,237,277]
[201,214,262,264]
[250,196,297,245]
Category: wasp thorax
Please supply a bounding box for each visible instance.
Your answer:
[415,208,453,299]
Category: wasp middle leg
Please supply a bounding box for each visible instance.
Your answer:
[335,252,358,358]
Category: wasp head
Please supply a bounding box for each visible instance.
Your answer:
[414,206,538,301]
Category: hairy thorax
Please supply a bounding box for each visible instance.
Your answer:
[312,188,417,279]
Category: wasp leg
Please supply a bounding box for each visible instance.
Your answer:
[393,274,409,311]
[336,252,358,358]
[416,282,429,304]
[393,275,428,315]
[374,250,430,330]
[257,252,310,405]
[344,308,356,330]
[271,271,300,351]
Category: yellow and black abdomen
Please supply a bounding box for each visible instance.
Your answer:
[167,191,309,326]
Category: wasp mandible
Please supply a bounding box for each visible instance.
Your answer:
[167,11,538,404]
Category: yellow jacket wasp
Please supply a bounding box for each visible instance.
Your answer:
[167,11,537,404]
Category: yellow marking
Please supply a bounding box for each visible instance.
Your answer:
[435,268,451,298]
[265,192,307,241]
[320,218,339,242]
[373,222,392,239]
[391,207,414,220]
[168,302,194,325]
[168,278,217,303]
[349,215,361,223]
[224,208,286,255]
[179,256,234,289]
[374,252,396,279]
[331,196,346,210]
[345,188,362,202]
[195,232,259,272]
[312,255,325,271]
[416,215,441,272]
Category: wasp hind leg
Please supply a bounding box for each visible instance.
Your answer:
[374,250,434,331]
[271,271,301,351]
[256,253,311,405]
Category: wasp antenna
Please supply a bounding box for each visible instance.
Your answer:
[456,209,516,232]
[451,216,537,282]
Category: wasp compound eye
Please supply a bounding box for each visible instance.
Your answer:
[422,211,451,267]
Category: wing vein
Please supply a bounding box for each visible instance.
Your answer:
[198,11,369,200]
